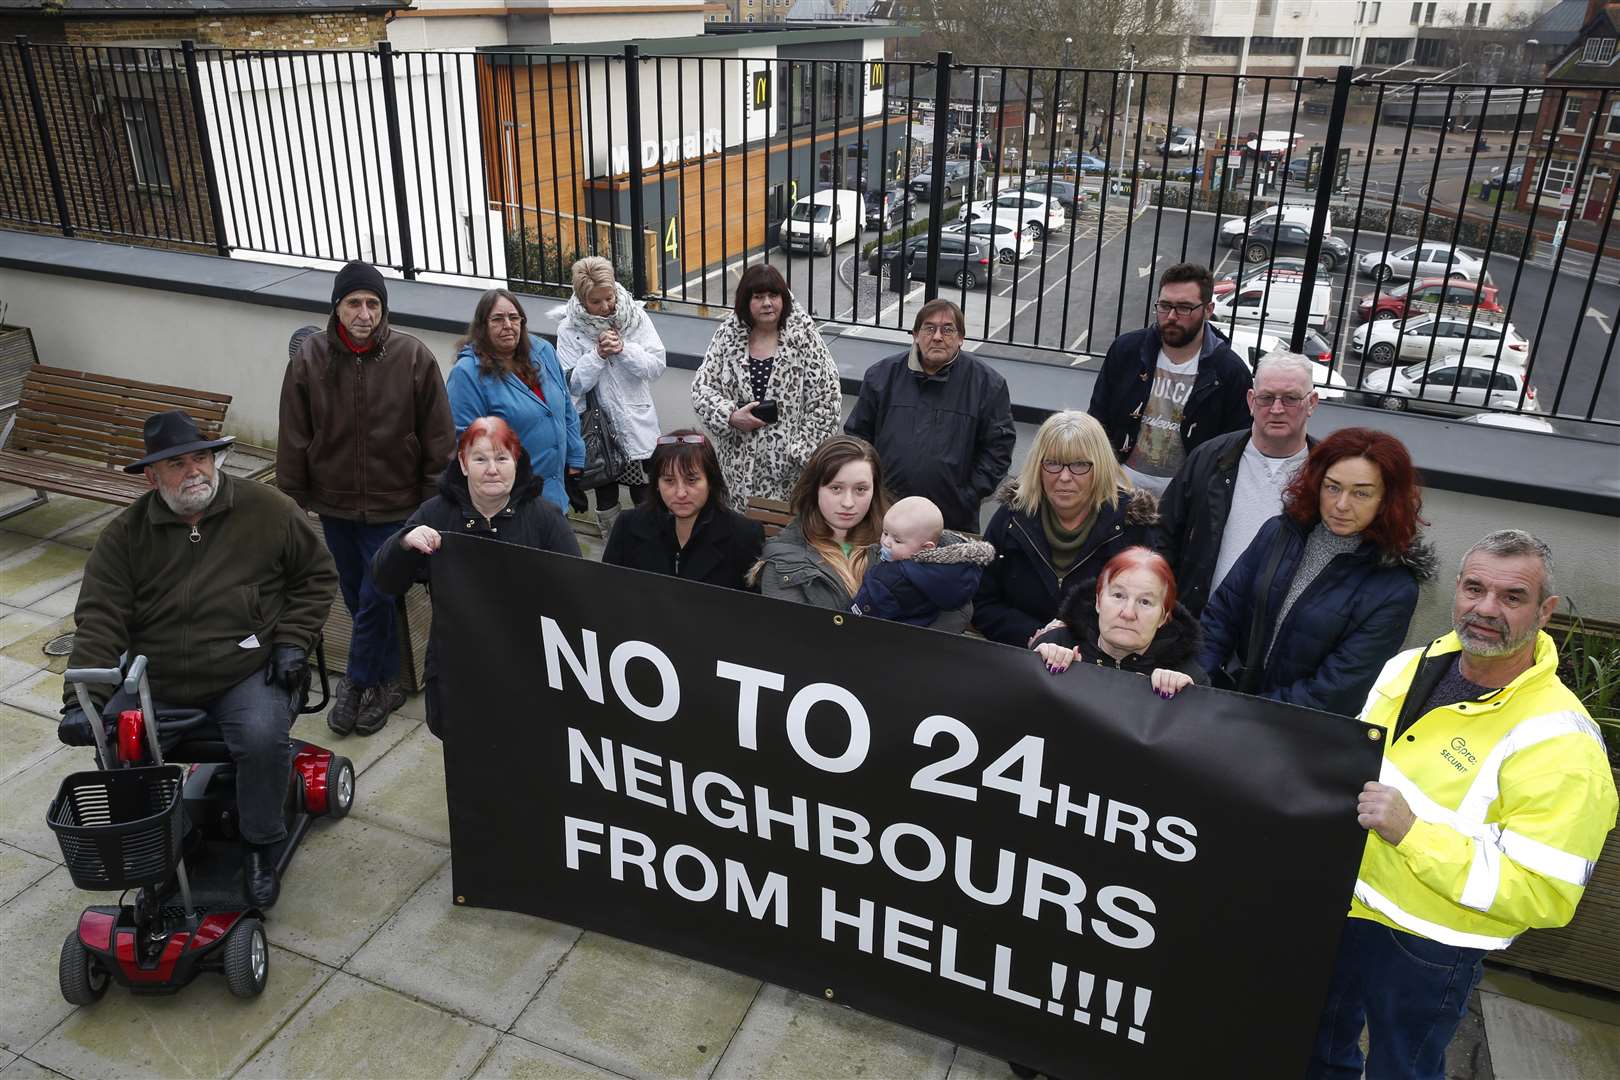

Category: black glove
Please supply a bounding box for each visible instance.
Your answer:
[267,644,311,715]
[59,706,96,747]
[565,474,589,514]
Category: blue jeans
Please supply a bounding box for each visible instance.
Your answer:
[102,665,296,846]
[320,517,401,688]
[1307,917,1487,1080]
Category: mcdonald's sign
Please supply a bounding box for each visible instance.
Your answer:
[869,62,885,91]
[751,70,772,111]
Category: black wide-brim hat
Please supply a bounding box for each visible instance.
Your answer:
[122,409,236,474]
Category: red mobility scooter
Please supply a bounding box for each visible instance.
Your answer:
[48,653,355,1002]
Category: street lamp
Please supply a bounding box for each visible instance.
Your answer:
[1120,44,1137,179]
[1063,36,1073,70]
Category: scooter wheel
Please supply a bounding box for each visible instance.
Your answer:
[325,756,355,820]
[224,917,269,998]
[59,931,109,1005]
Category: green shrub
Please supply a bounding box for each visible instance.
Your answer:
[504,228,636,298]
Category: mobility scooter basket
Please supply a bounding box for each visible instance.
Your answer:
[48,764,186,891]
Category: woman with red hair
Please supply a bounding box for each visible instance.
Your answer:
[1030,546,1207,697]
[1197,427,1436,716]
[372,416,580,738]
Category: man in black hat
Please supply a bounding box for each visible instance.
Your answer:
[61,410,338,908]
[278,260,454,738]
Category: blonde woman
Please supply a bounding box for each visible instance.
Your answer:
[972,410,1158,646]
[755,436,890,610]
[555,256,667,532]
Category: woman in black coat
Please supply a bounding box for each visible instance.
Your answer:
[973,410,1159,647]
[372,416,579,737]
[1031,547,1207,697]
[603,429,764,590]
[1197,427,1435,717]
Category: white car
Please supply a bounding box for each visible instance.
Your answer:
[959,191,1066,241]
[1222,327,1349,399]
[944,213,1033,263]
[1358,242,1485,282]
[1461,413,1557,433]
[1162,131,1204,157]
[1349,313,1528,367]
[1356,356,1539,416]
[1219,204,1328,240]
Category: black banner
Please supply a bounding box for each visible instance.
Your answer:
[436,537,1383,1079]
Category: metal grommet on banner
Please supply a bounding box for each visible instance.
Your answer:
[832,615,844,626]
[1365,729,1381,742]
[823,988,836,1000]
[456,895,466,904]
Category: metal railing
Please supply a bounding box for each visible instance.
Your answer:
[0,36,1614,428]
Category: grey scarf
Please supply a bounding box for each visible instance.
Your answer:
[562,282,645,340]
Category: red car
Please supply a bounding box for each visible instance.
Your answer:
[1355,277,1503,323]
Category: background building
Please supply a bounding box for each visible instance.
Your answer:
[1518,0,1620,223]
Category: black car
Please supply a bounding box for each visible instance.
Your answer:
[1232,221,1351,271]
[867,233,994,289]
[866,187,917,230]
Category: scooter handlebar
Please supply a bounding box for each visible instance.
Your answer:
[63,666,125,687]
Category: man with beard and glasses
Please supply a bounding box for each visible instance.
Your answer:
[60,411,337,910]
[1306,530,1617,1080]
[1087,262,1251,497]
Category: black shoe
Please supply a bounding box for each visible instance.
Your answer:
[326,677,361,736]
[354,681,405,736]
[244,845,280,909]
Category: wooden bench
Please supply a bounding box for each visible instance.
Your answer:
[745,496,794,538]
[0,364,232,521]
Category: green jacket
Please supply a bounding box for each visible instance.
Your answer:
[67,472,338,709]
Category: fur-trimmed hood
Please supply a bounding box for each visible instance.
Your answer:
[1381,533,1439,583]
[436,449,545,517]
[906,531,997,568]
[992,479,1160,529]
[1053,577,1204,672]
[852,531,994,625]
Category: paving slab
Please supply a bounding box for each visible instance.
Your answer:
[0,703,62,783]
[0,656,44,698]
[712,984,956,1080]
[235,969,501,1080]
[945,1046,1024,1080]
[0,1052,12,1072]
[290,698,423,776]
[0,611,53,651]
[1483,993,1620,1080]
[46,513,117,553]
[0,1057,66,1078]
[473,1034,628,1080]
[0,748,81,861]
[2,498,113,544]
[513,933,760,1080]
[25,585,79,620]
[266,817,447,967]
[349,723,450,846]
[346,862,582,1029]
[0,669,64,723]
[0,531,38,561]
[26,945,332,1080]
[0,867,118,1053]
[0,841,55,906]
[0,617,71,678]
[0,543,88,609]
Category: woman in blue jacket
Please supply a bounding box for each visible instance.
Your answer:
[1198,427,1436,717]
[447,289,584,512]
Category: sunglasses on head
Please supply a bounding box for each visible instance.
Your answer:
[656,434,706,446]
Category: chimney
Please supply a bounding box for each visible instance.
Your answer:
[1589,0,1606,27]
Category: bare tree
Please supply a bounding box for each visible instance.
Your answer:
[895,0,1186,70]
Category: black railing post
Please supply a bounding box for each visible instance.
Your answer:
[181,40,230,256]
[923,51,953,300]
[15,36,73,238]
[1290,64,1353,353]
[377,41,415,279]
[623,43,649,298]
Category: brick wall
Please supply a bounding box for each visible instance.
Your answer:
[60,13,388,50]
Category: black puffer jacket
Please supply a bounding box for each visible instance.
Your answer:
[603,502,765,591]
[372,454,579,736]
[971,483,1160,647]
[1031,578,1208,684]
[1087,323,1252,464]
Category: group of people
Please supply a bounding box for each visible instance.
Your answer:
[55,256,1615,1080]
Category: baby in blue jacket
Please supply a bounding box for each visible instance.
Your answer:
[852,496,995,632]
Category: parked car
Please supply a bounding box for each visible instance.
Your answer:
[1481,163,1524,198]
[1349,312,1529,367]
[1460,411,1556,433]
[780,188,864,256]
[1213,276,1332,328]
[1282,157,1316,187]
[1161,129,1204,157]
[1355,277,1504,323]
[945,212,1032,263]
[1231,221,1352,271]
[868,233,997,290]
[908,159,978,202]
[1016,177,1083,214]
[1358,242,1485,282]
[960,191,1066,240]
[866,187,916,230]
[1219,204,1327,240]
[1215,258,1308,297]
[1076,153,1110,174]
[1355,355,1539,416]
[1221,324,1348,399]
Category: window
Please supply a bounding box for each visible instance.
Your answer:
[1421,368,1458,386]
[1310,37,1353,55]
[1542,158,1578,196]
[1365,38,1412,64]
[1414,38,1453,66]
[1582,38,1617,65]
[1425,2,1435,24]
[1478,2,1489,24]
[1562,97,1583,132]
[119,99,170,189]
[1370,2,1381,20]
[1249,37,1301,55]
[1464,3,1475,24]
[1258,0,1275,15]
[1411,2,1420,24]
[1194,36,1243,56]
[1609,100,1620,136]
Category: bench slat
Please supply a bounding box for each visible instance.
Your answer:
[21,378,231,423]
[28,364,233,404]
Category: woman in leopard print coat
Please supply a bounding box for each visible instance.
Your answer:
[690,266,843,511]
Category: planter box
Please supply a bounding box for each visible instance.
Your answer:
[1497,766,1620,993]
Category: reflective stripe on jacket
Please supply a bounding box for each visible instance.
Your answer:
[1350,631,1618,950]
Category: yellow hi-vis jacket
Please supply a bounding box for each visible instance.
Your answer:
[1349,631,1617,950]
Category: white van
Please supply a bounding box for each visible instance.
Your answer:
[1221,326,1349,399]
[1212,277,1332,328]
[780,188,865,256]
[1219,204,1329,240]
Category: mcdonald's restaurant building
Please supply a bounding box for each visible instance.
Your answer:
[475,25,916,292]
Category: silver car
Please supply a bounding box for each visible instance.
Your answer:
[1356,356,1539,416]
[1359,242,1485,282]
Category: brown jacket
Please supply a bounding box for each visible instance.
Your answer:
[277,315,455,523]
[67,473,338,708]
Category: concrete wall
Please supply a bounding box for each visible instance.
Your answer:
[3,264,1616,644]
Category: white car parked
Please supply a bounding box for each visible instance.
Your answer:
[1356,356,1539,416]
[1162,131,1204,156]
[1358,242,1485,282]
[959,191,1066,241]
[1219,204,1328,240]
[944,212,1034,263]
[1349,313,1528,367]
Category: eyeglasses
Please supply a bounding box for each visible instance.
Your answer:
[487,313,524,326]
[918,323,960,339]
[1253,393,1310,409]
[1153,301,1205,317]
[1040,460,1093,477]
[656,434,706,446]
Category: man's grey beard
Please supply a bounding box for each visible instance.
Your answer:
[1453,612,1538,658]
[159,475,218,516]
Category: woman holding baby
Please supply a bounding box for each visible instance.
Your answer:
[753,435,888,609]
